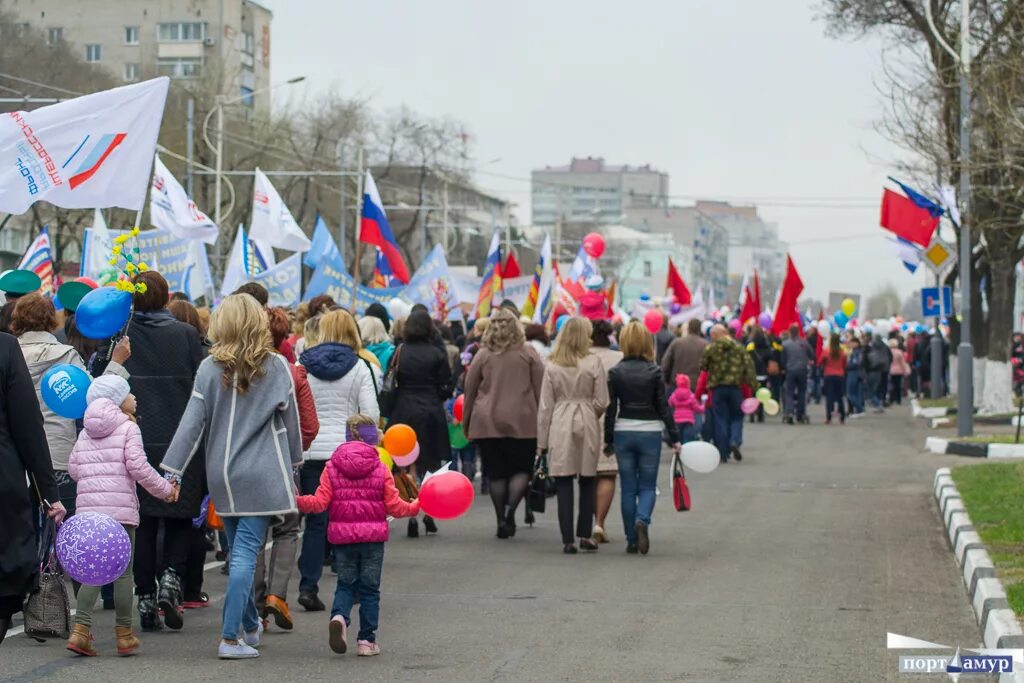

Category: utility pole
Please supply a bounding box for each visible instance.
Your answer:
[337,140,346,264]
[931,168,943,399]
[442,180,449,251]
[185,98,195,196]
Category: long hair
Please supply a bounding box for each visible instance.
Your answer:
[168,299,203,337]
[358,316,389,346]
[829,332,841,361]
[482,308,524,353]
[208,294,271,393]
[618,321,655,361]
[549,317,592,367]
[317,309,361,349]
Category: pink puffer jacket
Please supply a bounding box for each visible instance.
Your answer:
[68,398,173,526]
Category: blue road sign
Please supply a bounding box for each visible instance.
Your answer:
[921,286,952,318]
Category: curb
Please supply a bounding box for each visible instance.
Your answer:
[926,439,1024,459]
[933,467,1024,682]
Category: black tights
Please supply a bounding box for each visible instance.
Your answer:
[488,473,530,524]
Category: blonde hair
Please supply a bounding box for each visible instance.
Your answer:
[482,308,524,353]
[358,316,389,345]
[472,317,491,337]
[391,317,406,341]
[293,302,311,336]
[208,294,271,393]
[549,317,592,367]
[317,309,361,349]
[619,321,655,361]
[304,315,323,348]
[345,414,380,443]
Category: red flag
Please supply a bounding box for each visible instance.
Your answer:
[666,257,692,305]
[752,269,762,312]
[739,286,758,324]
[500,251,521,279]
[771,255,804,337]
[880,189,940,247]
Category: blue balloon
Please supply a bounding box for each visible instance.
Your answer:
[76,287,133,339]
[556,315,570,333]
[834,311,849,327]
[41,364,91,419]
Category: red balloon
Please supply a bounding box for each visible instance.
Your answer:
[419,471,474,520]
[582,232,605,259]
[75,277,99,289]
[643,309,663,334]
[453,394,465,423]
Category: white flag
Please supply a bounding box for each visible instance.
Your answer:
[0,78,169,214]
[150,155,218,244]
[936,184,961,227]
[81,208,114,279]
[220,225,277,298]
[182,241,214,303]
[533,234,554,324]
[250,168,311,252]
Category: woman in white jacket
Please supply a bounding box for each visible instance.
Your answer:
[295,309,379,612]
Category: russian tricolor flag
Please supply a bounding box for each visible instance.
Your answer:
[359,170,410,284]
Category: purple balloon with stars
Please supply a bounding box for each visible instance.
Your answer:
[55,512,131,586]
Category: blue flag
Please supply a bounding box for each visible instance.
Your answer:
[888,177,944,218]
[303,214,341,270]
[304,248,402,314]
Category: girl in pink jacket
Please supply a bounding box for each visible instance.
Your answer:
[297,414,419,657]
[668,374,704,443]
[66,375,178,658]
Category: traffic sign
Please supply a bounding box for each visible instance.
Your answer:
[923,239,955,275]
[921,286,952,318]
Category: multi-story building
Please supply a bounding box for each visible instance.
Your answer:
[531,157,669,227]
[4,0,272,108]
[694,201,787,301]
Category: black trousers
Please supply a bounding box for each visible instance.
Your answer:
[133,515,192,596]
[555,475,595,545]
[888,375,904,405]
[183,526,208,598]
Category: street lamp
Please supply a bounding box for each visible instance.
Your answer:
[201,76,305,230]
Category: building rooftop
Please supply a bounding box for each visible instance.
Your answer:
[536,156,664,175]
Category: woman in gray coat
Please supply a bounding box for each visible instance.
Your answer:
[162,295,302,660]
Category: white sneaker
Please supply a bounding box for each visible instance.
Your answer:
[240,621,264,648]
[219,640,260,659]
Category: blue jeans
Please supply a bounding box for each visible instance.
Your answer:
[810,366,823,403]
[784,372,808,419]
[678,423,699,444]
[331,543,384,643]
[451,446,476,482]
[298,460,327,595]
[865,371,883,408]
[220,516,270,641]
[847,373,864,413]
[711,386,742,461]
[615,431,662,544]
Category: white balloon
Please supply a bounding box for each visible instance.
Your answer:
[817,320,831,337]
[387,297,412,322]
[681,441,720,474]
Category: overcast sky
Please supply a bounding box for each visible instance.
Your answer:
[268,0,931,303]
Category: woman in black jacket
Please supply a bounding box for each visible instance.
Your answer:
[388,309,453,537]
[604,322,679,556]
[93,271,205,631]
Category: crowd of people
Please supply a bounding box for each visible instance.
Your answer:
[0,268,950,663]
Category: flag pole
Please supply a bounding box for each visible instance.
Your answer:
[350,149,364,313]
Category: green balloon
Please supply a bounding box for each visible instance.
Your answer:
[755,387,772,404]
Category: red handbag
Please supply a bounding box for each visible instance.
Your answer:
[671,452,691,511]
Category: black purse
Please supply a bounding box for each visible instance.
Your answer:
[527,453,556,514]
[378,345,402,418]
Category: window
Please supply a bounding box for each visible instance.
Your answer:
[643,260,652,277]
[124,26,139,44]
[123,63,139,81]
[241,30,255,54]
[157,57,202,78]
[239,86,254,106]
[46,27,63,45]
[157,22,205,42]
[85,44,101,62]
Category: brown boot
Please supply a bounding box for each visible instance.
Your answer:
[66,624,97,657]
[115,625,140,656]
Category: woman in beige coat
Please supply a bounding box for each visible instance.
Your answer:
[589,319,623,544]
[537,317,609,554]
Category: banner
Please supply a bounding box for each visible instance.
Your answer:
[249,253,301,308]
[304,249,401,314]
[150,154,218,244]
[399,245,462,321]
[81,227,211,295]
[0,77,169,213]
[221,226,275,298]
[81,209,114,280]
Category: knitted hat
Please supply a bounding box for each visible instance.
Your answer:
[675,374,691,390]
[86,374,131,407]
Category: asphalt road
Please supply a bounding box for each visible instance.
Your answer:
[0,404,983,682]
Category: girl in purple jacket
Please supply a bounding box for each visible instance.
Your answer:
[297,414,420,657]
[66,375,179,657]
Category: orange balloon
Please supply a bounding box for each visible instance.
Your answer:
[383,424,417,456]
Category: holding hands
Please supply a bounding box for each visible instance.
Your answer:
[165,483,180,503]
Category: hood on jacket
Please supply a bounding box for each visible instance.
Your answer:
[675,374,691,390]
[300,342,358,381]
[82,397,130,439]
[18,331,79,367]
[330,440,382,480]
[367,340,393,357]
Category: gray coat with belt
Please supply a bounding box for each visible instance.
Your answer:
[161,354,302,517]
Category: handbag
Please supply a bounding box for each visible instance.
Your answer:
[394,470,419,503]
[23,517,71,641]
[527,453,556,514]
[378,345,402,418]
[671,451,691,512]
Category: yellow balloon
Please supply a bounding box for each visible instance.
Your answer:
[377,447,393,469]
[841,298,856,317]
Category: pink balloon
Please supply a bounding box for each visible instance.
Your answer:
[728,319,741,331]
[419,471,474,520]
[741,397,761,415]
[582,232,605,259]
[392,442,420,468]
[643,309,663,334]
